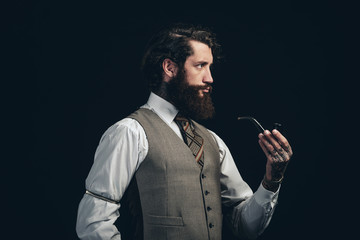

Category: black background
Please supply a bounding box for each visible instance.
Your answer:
[5,0,355,239]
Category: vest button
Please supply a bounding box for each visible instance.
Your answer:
[209,223,214,228]
[202,174,206,179]
[205,190,210,195]
[207,206,212,211]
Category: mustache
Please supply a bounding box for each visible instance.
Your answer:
[193,84,213,93]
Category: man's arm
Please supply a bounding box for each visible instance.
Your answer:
[258,129,293,192]
[76,118,148,239]
[208,130,281,239]
[224,182,280,239]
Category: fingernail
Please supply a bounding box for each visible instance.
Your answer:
[265,130,271,135]
[258,133,263,138]
[272,129,278,134]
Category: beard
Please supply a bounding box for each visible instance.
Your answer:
[166,70,215,121]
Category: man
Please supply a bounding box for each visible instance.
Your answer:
[76,23,293,240]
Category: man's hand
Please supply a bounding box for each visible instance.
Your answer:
[258,129,293,191]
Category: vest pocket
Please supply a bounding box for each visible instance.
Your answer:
[146,214,184,226]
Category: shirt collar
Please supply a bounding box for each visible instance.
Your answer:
[145,92,179,125]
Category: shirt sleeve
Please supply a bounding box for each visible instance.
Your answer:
[208,130,280,239]
[76,118,148,240]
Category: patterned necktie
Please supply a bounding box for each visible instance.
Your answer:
[175,115,204,168]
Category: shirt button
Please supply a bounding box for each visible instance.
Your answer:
[209,223,214,228]
[207,206,212,211]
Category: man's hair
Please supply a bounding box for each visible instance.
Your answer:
[141,23,221,92]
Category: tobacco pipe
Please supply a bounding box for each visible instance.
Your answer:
[237,116,282,134]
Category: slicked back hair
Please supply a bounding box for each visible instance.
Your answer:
[141,23,221,92]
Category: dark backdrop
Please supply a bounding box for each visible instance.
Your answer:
[6,0,355,239]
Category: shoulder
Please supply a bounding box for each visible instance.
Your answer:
[206,129,222,146]
[99,117,145,143]
[206,129,230,155]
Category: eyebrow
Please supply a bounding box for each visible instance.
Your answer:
[194,61,213,66]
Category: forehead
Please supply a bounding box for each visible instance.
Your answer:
[187,40,213,63]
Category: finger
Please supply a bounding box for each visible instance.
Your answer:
[259,133,287,162]
[258,139,272,161]
[271,129,293,155]
[264,130,290,161]
[263,130,283,152]
[259,133,277,156]
[259,139,283,163]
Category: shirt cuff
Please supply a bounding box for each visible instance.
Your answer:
[253,183,280,208]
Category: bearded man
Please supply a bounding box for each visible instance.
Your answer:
[76,23,293,240]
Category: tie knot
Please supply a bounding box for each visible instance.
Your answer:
[175,114,189,125]
[175,116,187,122]
[175,114,192,130]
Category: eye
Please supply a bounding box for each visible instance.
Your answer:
[196,63,205,69]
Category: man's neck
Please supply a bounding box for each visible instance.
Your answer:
[153,85,174,106]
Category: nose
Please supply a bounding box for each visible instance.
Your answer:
[203,67,213,84]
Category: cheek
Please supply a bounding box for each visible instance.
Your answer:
[185,71,202,85]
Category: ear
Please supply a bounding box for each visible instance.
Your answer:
[162,58,178,82]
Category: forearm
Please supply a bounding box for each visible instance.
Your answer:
[208,130,281,238]
[226,183,279,239]
[76,194,121,240]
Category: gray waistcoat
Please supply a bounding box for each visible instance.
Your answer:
[127,108,222,240]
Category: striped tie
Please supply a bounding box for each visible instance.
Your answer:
[175,115,204,168]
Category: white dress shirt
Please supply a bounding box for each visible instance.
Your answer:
[76,92,279,239]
